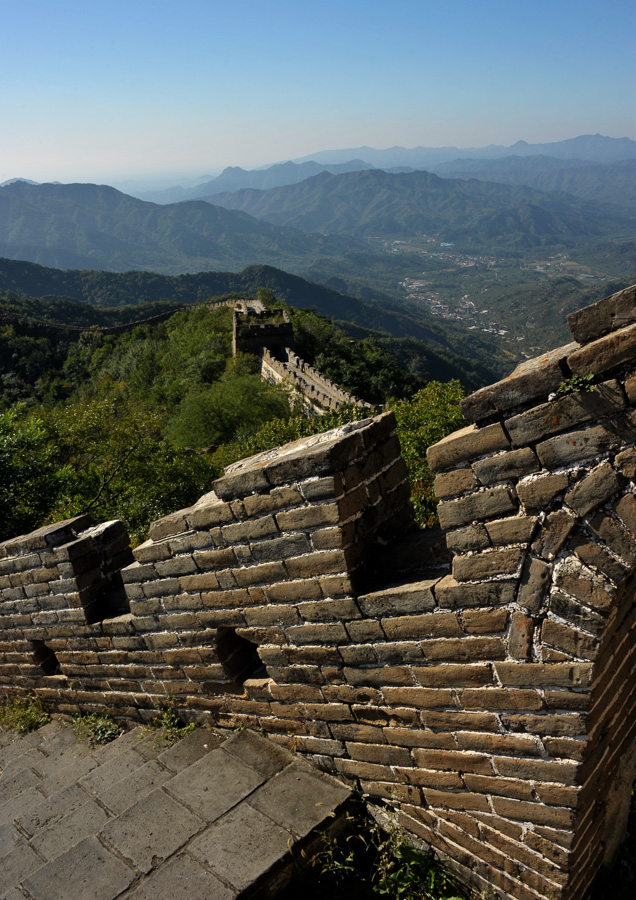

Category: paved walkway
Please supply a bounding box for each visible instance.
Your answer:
[0,721,352,899]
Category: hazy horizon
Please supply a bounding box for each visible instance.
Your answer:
[2,0,634,185]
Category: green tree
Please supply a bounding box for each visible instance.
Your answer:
[392,381,466,527]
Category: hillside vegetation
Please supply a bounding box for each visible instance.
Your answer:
[0,290,464,543]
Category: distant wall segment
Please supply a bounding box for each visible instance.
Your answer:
[2,283,636,899]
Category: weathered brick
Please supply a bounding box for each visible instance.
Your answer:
[502,712,586,737]
[384,727,456,749]
[495,662,593,688]
[456,731,540,756]
[250,533,311,562]
[434,468,478,499]
[381,612,461,640]
[567,284,636,343]
[615,448,636,478]
[222,516,278,544]
[381,687,455,707]
[413,748,494,774]
[234,561,287,586]
[458,687,543,710]
[461,344,575,424]
[531,510,577,561]
[554,565,613,613]
[492,796,574,827]
[412,663,493,687]
[541,619,599,660]
[517,473,570,510]
[536,422,624,469]
[421,636,506,662]
[434,575,516,609]
[452,548,523,582]
[287,622,349,644]
[438,487,517,530]
[420,709,500,732]
[264,579,322,603]
[473,447,541,485]
[427,422,510,472]
[549,592,604,636]
[358,580,436,617]
[298,597,360,623]
[589,512,636,565]
[285,550,346,579]
[423,788,491,811]
[463,773,534,800]
[445,524,490,553]
[565,462,623,517]
[485,516,537,546]
[461,609,509,634]
[568,320,636,376]
[508,612,534,659]
[344,666,414,687]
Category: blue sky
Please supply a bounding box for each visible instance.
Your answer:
[1,0,634,183]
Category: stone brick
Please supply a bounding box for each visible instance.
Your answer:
[285,550,347,579]
[413,748,494,774]
[411,663,493,687]
[311,526,348,550]
[381,612,461,640]
[567,284,636,343]
[531,511,577,561]
[438,487,517,530]
[549,592,604,636]
[452,548,523,582]
[221,516,278,544]
[464,345,575,422]
[615,492,636,534]
[250,533,311,562]
[568,320,636,377]
[568,539,627,589]
[435,575,517,609]
[589,512,636,565]
[536,422,624,469]
[492,797,574,827]
[420,636,506,662]
[517,473,570,510]
[287,622,349,644]
[264,579,322,603]
[344,666,414,687]
[473,447,541,485]
[517,556,552,614]
[358,580,436,617]
[541,619,599,660]
[434,468,478,499]
[564,462,623,516]
[461,609,509,634]
[508,612,534,659]
[615,448,636,478]
[458,687,543,710]
[300,475,344,501]
[381,686,455,707]
[495,662,592,688]
[456,730,540,755]
[233,561,287,587]
[427,422,510,472]
[485,516,537,546]
[445,524,490,553]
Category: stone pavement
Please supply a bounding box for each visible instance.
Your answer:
[0,721,352,899]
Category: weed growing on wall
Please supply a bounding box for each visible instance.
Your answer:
[284,809,475,900]
[148,703,197,747]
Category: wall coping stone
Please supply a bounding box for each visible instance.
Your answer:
[567,283,636,345]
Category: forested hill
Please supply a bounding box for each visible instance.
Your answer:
[0,259,505,391]
[0,180,363,274]
[209,168,636,246]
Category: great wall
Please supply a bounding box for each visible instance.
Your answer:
[2,282,636,899]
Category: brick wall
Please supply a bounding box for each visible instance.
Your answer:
[1,283,636,899]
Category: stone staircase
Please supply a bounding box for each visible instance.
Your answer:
[0,721,352,899]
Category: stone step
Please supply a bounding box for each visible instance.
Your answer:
[0,721,353,899]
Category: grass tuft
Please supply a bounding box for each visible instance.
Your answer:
[0,695,51,734]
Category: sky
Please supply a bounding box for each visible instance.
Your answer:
[1,0,634,185]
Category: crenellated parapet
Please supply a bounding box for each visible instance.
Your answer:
[2,284,636,900]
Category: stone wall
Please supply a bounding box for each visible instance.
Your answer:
[2,283,636,899]
[260,346,374,414]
